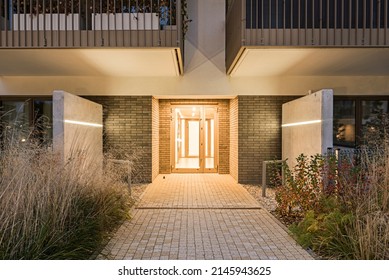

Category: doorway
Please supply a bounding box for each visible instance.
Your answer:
[171,105,218,173]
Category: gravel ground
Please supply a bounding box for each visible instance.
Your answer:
[240,184,277,212]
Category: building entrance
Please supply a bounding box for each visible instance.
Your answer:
[171,105,218,173]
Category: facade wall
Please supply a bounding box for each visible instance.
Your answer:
[3,75,389,98]
[152,97,160,181]
[229,97,239,181]
[159,99,230,174]
[238,96,298,184]
[86,96,153,183]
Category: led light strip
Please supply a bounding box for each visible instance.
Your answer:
[64,119,103,128]
[282,120,322,127]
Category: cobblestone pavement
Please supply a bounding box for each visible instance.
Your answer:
[99,174,313,260]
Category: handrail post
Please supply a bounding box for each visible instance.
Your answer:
[108,159,132,196]
[127,160,132,196]
[262,159,285,197]
[262,160,267,197]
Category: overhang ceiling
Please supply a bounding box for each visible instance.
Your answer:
[229,47,389,77]
[0,48,181,77]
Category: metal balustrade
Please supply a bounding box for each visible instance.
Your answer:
[0,0,182,48]
[226,0,389,72]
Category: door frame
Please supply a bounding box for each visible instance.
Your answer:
[170,104,219,173]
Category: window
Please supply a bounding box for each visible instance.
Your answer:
[0,100,31,144]
[334,100,356,147]
[334,97,389,148]
[0,97,53,146]
[361,100,388,142]
[33,100,53,144]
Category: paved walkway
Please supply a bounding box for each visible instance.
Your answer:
[100,174,313,260]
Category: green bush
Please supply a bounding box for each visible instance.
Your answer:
[290,201,356,259]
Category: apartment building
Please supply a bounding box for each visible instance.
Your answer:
[1,0,389,183]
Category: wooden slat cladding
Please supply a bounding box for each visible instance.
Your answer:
[0,0,182,48]
[226,0,389,72]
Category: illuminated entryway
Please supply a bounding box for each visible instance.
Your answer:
[171,105,218,173]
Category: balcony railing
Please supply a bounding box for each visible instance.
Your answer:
[226,0,389,71]
[0,0,182,48]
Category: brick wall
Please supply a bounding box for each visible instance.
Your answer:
[159,99,230,174]
[152,98,159,181]
[238,96,298,184]
[159,99,171,174]
[230,97,239,181]
[83,95,298,184]
[86,96,153,183]
[218,100,230,174]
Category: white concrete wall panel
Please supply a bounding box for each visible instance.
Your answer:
[53,91,103,170]
[282,89,333,167]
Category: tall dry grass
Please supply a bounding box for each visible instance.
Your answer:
[0,117,132,259]
[345,120,389,259]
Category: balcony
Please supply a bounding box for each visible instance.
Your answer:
[0,0,183,76]
[226,0,389,76]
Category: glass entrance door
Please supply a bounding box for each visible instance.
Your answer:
[171,105,218,173]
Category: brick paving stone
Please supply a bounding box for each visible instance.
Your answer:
[137,174,260,209]
[100,174,314,260]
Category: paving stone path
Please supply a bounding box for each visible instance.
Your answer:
[99,174,313,260]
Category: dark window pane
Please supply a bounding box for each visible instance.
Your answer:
[0,100,31,143]
[361,100,388,139]
[33,100,53,144]
[334,100,356,147]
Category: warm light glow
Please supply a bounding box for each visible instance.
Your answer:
[188,121,200,157]
[192,107,196,111]
[192,112,195,117]
[64,120,103,127]
[282,120,322,127]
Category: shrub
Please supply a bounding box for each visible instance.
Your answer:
[274,154,329,222]
[281,114,389,259]
[290,201,356,259]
